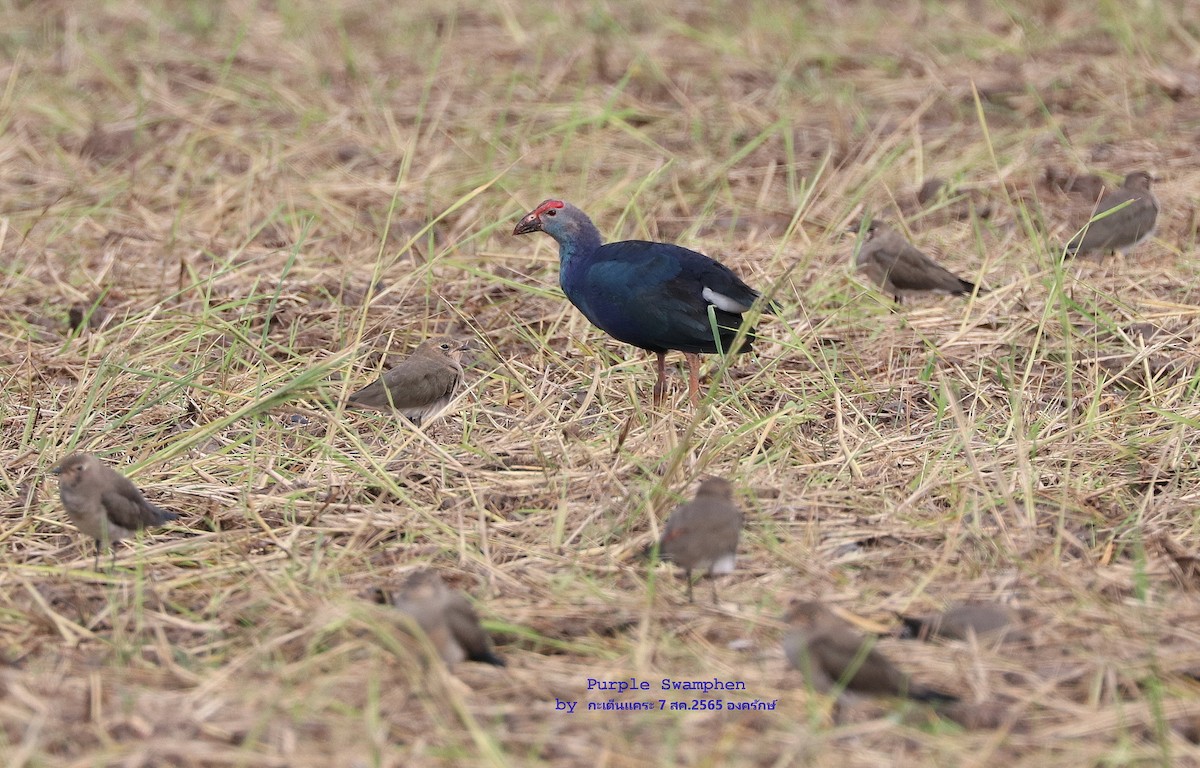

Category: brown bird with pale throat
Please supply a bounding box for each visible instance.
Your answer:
[1065,171,1159,257]
[855,221,984,305]
[386,570,505,667]
[347,336,469,426]
[646,477,742,603]
[783,600,956,702]
[897,601,1027,645]
[51,453,179,569]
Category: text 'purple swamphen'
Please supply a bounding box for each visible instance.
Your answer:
[512,200,770,406]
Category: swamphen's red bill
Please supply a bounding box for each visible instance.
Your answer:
[512,199,564,236]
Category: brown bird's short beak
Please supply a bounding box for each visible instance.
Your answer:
[512,212,542,236]
[50,465,62,475]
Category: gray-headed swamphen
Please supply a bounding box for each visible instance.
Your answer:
[513,199,771,406]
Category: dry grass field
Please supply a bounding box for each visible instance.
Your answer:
[3,0,1200,765]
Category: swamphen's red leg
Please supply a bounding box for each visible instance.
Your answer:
[652,351,668,406]
[685,353,701,407]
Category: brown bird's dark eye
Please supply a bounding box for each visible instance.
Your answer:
[440,344,450,350]
[545,209,556,216]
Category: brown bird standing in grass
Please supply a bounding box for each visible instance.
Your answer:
[646,477,742,603]
[897,601,1027,645]
[783,600,956,703]
[388,570,505,667]
[347,336,469,426]
[1065,171,1159,257]
[51,453,178,570]
[854,221,984,305]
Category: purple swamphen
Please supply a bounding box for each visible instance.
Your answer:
[512,199,770,406]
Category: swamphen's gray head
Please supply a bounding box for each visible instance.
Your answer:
[512,199,593,244]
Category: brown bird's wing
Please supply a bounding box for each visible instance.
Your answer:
[874,241,975,294]
[444,592,505,666]
[656,503,693,559]
[939,604,1014,638]
[1067,191,1158,254]
[808,625,910,696]
[658,501,707,562]
[349,356,461,410]
[893,246,975,293]
[939,604,1028,645]
[99,482,175,530]
[900,603,1021,643]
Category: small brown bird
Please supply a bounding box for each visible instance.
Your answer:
[51,453,179,569]
[1065,171,1158,257]
[854,221,984,305]
[783,600,956,702]
[646,477,742,603]
[347,336,469,426]
[897,601,1026,645]
[387,570,505,667]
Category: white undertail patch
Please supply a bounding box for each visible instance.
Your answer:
[702,287,751,313]
[710,554,737,574]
